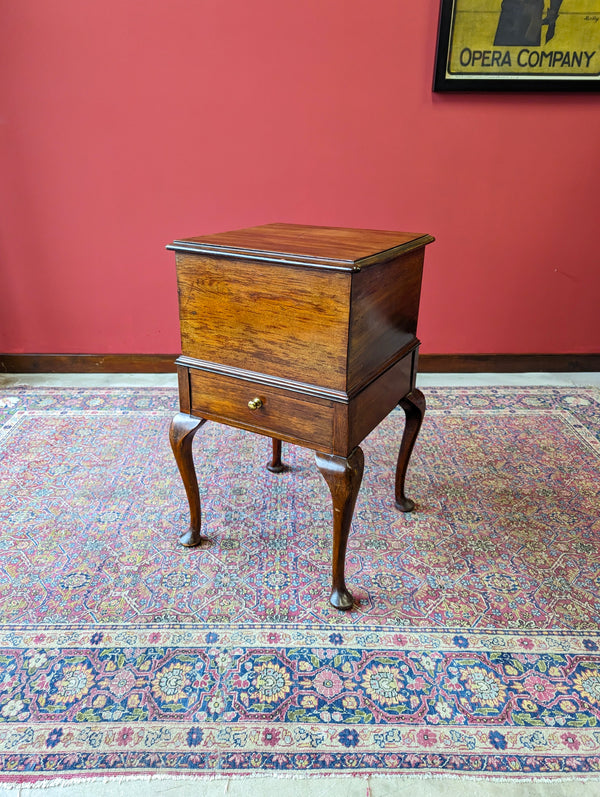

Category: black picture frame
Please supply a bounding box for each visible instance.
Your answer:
[433,0,600,91]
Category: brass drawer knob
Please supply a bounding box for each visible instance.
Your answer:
[247,397,263,410]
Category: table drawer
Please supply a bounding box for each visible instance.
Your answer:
[189,369,335,449]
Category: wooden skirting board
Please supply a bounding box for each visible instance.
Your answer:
[1,354,600,374]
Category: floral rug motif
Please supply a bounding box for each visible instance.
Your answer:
[0,386,599,782]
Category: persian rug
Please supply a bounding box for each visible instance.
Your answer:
[0,385,599,785]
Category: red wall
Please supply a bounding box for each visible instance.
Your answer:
[1,0,599,356]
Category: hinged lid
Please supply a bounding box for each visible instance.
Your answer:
[167,223,434,271]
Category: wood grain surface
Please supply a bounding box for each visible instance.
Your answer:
[169,223,433,270]
[176,254,351,391]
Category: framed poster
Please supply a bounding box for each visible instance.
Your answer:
[433,0,600,90]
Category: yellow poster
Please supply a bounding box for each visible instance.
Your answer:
[436,0,600,86]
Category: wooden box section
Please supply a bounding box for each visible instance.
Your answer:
[168,223,433,453]
[175,254,351,391]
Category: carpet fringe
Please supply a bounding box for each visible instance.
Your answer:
[3,770,600,790]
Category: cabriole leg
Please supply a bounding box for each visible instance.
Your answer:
[315,447,364,611]
[169,413,208,547]
[395,389,426,512]
[267,438,286,473]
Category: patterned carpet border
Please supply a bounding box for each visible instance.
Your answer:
[1,386,600,782]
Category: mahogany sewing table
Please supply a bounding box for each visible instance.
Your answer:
[167,223,433,610]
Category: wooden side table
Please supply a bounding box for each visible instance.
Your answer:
[167,223,434,610]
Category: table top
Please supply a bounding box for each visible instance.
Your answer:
[168,223,434,271]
